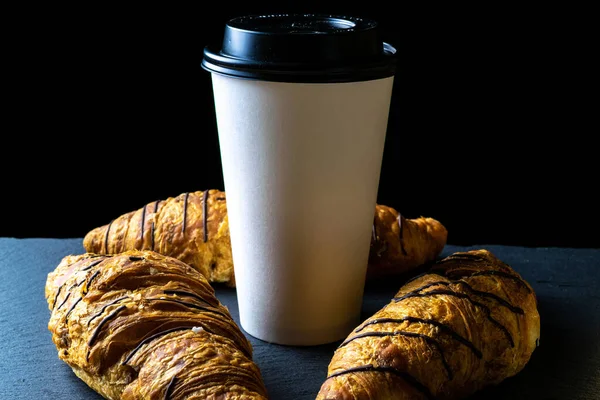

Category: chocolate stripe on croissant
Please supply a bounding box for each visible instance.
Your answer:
[140,204,146,244]
[65,279,85,323]
[339,331,453,379]
[52,259,96,310]
[122,326,196,366]
[87,305,128,359]
[397,214,407,256]
[162,290,213,307]
[174,369,265,398]
[433,254,532,293]
[65,297,82,321]
[445,253,488,262]
[394,289,515,347]
[147,298,230,320]
[405,281,524,314]
[455,281,524,314]
[151,222,156,251]
[56,292,71,310]
[151,200,160,251]
[202,190,209,243]
[164,375,177,400]
[171,368,268,399]
[182,192,189,234]
[468,270,532,293]
[81,259,104,271]
[406,268,531,295]
[87,296,130,327]
[327,365,433,400]
[104,220,113,254]
[71,279,85,290]
[373,213,407,256]
[84,270,101,295]
[355,316,482,358]
[52,285,63,310]
[89,253,112,258]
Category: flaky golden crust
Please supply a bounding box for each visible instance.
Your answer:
[45,250,267,400]
[84,190,235,287]
[368,205,448,279]
[317,249,540,400]
[83,190,447,286]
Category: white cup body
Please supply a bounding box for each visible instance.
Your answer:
[210,74,394,345]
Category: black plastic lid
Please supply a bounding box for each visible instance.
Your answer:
[201,14,397,83]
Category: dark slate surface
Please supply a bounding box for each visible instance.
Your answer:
[0,238,598,399]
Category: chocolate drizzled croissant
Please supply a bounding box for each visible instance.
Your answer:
[368,204,447,280]
[45,250,267,399]
[83,190,447,287]
[317,249,540,400]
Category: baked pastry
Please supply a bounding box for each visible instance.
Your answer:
[317,249,540,400]
[83,190,447,287]
[368,204,447,280]
[45,250,268,399]
[84,190,233,287]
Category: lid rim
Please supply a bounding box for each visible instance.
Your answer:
[202,13,397,83]
[204,45,397,69]
[201,52,396,83]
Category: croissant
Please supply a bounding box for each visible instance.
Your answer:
[45,250,268,399]
[83,190,448,287]
[317,249,540,400]
[368,204,447,280]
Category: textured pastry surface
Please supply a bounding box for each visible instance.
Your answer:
[368,204,447,279]
[83,190,448,286]
[317,249,540,400]
[83,190,234,286]
[45,250,267,400]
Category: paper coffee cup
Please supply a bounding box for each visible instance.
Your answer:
[202,14,397,345]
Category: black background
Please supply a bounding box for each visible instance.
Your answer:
[2,2,596,248]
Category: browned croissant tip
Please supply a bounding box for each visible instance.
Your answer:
[428,216,448,235]
[82,226,104,252]
[423,216,448,250]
